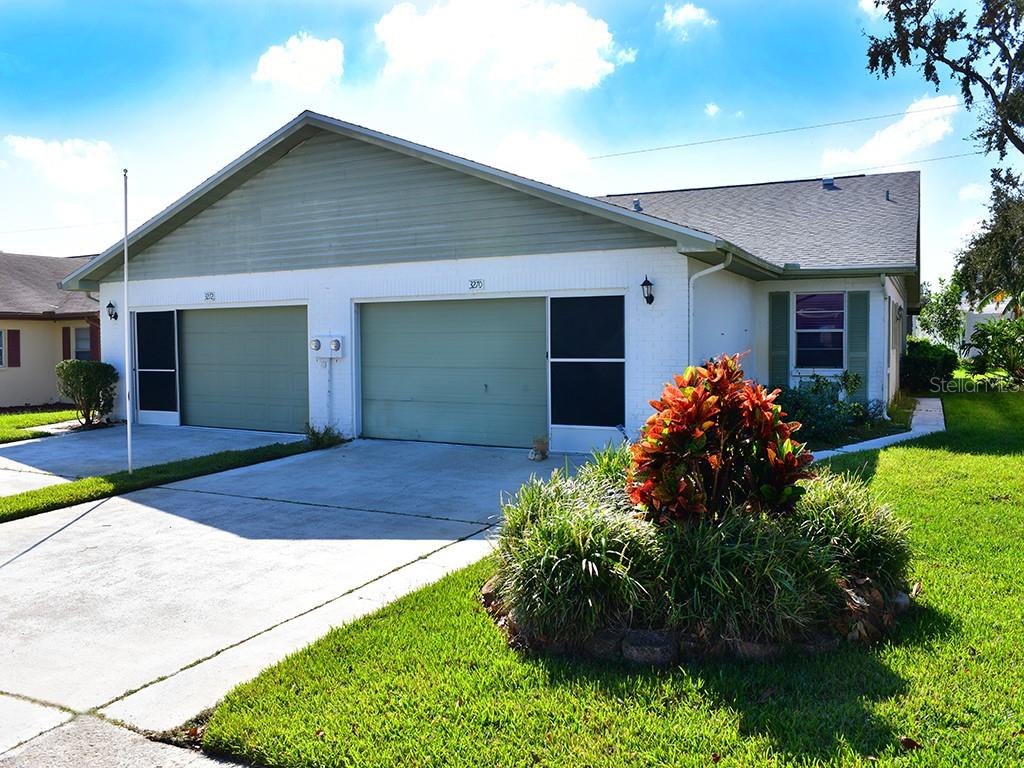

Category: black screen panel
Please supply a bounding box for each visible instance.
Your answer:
[551,362,624,427]
[550,296,624,359]
[138,371,177,412]
[136,311,176,370]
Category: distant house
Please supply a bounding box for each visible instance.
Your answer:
[0,252,100,408]
[61,112,919,451]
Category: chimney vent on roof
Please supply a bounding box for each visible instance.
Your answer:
[885,189,891,202]
[632,198,643,212]
[822,177,835,190]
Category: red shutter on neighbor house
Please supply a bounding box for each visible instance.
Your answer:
[61,327,71,360]
[7,330,20,367]
[89,323,100,361]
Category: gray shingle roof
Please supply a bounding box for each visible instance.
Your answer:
[0,252,98,317]
[599,171,919,272]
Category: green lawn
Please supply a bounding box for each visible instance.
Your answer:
[203,393,1024,767]
[0,408,78,444]
[0,440,319,524]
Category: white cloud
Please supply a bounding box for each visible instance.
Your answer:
[252,32,344,95]
[958,182,987,201]
[734,110,744,118]
[704,102,720,117]
[374,0,634,94]
[3,135,118,193]
[491,130,596,192]
[661,3,716,41]
[821,95,958,172]
[858,0,887,20]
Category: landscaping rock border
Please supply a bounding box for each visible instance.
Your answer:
[481,576,917,665]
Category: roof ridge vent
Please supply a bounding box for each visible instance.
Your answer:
[822,177,835,190]
[632,198,643,212]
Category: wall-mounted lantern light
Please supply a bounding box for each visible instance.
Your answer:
[641,276,654,305]
[106,301,118,320]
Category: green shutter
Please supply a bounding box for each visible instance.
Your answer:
[846,291,870,402]
[768,292,790,389]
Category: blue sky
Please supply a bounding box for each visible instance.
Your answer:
[0,0,1009,284]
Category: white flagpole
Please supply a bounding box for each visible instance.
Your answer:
[123,168,133,474]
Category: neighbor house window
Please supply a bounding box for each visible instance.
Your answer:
[795,293,845,368]
[74,327,92,360]
[0,330,5,367]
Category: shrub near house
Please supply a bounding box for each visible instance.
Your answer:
[492,354,912,660]
[55,359,118,425]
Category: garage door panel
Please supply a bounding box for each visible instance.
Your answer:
[179,306,308,433]
[360,299,546,448]
[362,366,547,406]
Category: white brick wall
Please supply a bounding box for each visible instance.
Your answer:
[99,245,690,452]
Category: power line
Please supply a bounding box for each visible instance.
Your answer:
[831,150,983,175]
[588,102,961,160]
[0,219,118,236]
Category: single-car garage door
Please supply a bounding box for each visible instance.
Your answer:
[179,306,308,433]
[360,299,547,448]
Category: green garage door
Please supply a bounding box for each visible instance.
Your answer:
[179,306,308,433]
[360,299,547,448]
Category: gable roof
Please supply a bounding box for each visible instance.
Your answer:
[0,252,98,318]
[59,112,920,293]
[63,111,771,292]
[599,172,920,275]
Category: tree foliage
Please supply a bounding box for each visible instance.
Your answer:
[956,170,1024,318]
[866,1,1024,158]
[918,275,966,349]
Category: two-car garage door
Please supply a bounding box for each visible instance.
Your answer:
[360,299,548,448]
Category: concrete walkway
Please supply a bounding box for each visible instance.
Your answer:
[0,424,305,495]
[812,397,945,461]
[0,439,567,766]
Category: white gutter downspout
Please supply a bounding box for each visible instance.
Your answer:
[687,252,733,364]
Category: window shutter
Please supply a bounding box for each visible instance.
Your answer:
[62,327,71,360]
[847,291,870,402]
[8,330,20,367]
[768,292,790,389]
[89,323,101,361]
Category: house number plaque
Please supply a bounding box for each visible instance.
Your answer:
[468,279,485,291]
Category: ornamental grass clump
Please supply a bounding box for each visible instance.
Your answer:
[495,467,661,645]
[628,353,813,523]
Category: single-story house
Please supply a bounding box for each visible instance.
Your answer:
[1,252,100,408]
[60,111,919,453]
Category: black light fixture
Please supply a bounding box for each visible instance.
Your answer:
[106,301,118,321]
[641,275,654,305]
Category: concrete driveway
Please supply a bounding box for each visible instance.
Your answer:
[0,439,567,763]
[0,424,305,495]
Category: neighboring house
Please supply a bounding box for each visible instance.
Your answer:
[60,112,919,452]
[1,252,100,408]
[962,300,1013,354]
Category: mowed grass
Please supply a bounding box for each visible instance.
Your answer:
[203,393,1024,767]
[0,408,77,444]
[0,440,316,524]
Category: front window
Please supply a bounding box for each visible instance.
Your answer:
[74,327,91,360]
[795,293,844,368]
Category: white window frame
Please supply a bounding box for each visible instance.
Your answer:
[74,327,92,361]
[792,291,847,376]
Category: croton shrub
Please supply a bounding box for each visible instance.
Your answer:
[628,353,814,524]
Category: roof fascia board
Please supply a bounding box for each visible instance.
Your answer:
[60,114,319,291]
[776,266,918,279]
